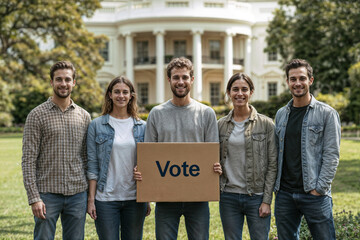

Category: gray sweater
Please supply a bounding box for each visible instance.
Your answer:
[145,99,219,143]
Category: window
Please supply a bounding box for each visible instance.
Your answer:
[174,40,186,58]
[138,83,149,105]
[268,82,277,98]
[166,1,189,7]
[209,40,221,60]
[210,83,221,106]
[268,51,277,62]
[136,41,149,64]
[204,2,224,8]
[99,42,109,62]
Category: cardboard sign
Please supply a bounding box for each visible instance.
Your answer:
[136,142,220,202]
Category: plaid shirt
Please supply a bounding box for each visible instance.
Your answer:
[22,98,91,205]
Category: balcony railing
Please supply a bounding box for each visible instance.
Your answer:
[202,56,224,64]
[132,56,244,66]
[233,58,244,65]
[164,55,193,63]
[134,57,156,65]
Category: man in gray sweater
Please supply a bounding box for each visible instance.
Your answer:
[134,57,222,240]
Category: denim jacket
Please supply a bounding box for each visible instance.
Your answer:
[218,106,277,204]
[86,114,146,192]
[274,96,341,196]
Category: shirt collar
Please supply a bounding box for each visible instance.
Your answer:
[46,97,75,111]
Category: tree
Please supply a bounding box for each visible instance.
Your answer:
[0,0,108,124]
[0,79,14,127]
[266,0,360,93]
[345,62,360,124]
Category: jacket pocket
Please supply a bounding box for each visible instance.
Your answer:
[308,125,324,146]
[252,133,266,157]
[95,135,109,144]
[95,134,110,155]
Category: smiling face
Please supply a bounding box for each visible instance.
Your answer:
[109,82,132,110]
[287,66,313,99]
[169,67,194,99]
[50,69,76,99]
[228,79,253,108]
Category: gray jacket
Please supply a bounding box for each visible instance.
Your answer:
[274,96,341,196]
[218,106,277,204]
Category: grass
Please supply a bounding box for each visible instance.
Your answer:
[0,134,359,239]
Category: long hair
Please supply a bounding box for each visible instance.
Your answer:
[101,76,139,120]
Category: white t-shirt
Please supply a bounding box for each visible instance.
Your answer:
[96,116,136,201]
[224,118,247,193]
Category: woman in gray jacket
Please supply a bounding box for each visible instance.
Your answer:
[218,73,277,240]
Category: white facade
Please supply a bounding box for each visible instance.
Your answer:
[84,0,285,105]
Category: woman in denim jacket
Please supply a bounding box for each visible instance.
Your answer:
[87,76,150,240]
[218,73,277,240]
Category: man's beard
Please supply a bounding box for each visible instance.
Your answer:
[54,88,71,98]
[171,86,189,98]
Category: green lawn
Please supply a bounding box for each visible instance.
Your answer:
[0,134,359,239]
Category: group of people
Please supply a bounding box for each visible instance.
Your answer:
[22,57,341,240]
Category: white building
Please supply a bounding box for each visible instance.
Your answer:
[84,0,284,105]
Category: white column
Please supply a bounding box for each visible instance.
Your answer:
[117,35,125,76]
[244,36,252,75]
[154,29,165,103]
[240,37,245,62]
[191,29,203,101]
[123,32,134,82]
[224,31,235,86]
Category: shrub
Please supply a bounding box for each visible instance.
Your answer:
[199,101,211,106]
[212,105,232,116]
[316,91,349,117]
[0,112,13,127]
[251,91,292,119]
[0,126,23,133]
[334,210,360,239]
[11,86,49,124]
[139,113,149,121]
[144,103,159,112]
[270,210,360,239]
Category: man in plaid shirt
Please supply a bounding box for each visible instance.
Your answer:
[22,61,91,240]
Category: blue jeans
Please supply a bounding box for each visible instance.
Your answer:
[219,192,270,240]
[155,202,209,240]
[34,191,87,240]
[275,190,336,240]
[95,200,147,240]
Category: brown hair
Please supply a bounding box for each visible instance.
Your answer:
[285,59,313,80]
[226,72,255,94]
[101,76,139,119]
[166,57,194,78]
[50,61,76,80]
